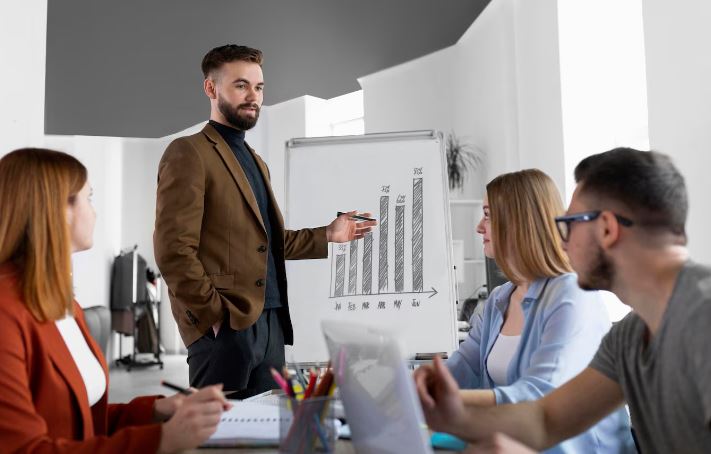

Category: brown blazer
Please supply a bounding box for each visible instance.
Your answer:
[154,123,327,347]
[0,263,162,453]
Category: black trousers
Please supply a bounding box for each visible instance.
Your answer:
[187,308,285,399]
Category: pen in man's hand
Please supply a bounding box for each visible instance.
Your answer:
[337,211,376,222]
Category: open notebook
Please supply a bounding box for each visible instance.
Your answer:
[201,400,285,447]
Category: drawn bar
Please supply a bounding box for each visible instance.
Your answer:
[378,196,389,292]
[335,254,345,297]
[395,204,405,293]
[348,239,358,295]
[412,178,424,292]
[363,233,373,295]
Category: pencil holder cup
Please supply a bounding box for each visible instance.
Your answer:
[279,395,337,453]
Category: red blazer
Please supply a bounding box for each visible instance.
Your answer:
[0,263,162,453]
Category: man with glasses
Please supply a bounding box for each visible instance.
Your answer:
[415,147,711,453]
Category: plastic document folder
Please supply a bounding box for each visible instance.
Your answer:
[322,320,433,454]
[200,400,283,447]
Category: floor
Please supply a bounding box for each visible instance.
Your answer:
[108,354,189,403]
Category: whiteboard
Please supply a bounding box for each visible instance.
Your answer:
[284,131,458,363]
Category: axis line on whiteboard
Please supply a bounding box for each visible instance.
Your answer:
[328,287,439,299]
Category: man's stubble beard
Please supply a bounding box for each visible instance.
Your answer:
[218,95,260,131]
[578,245,615,291]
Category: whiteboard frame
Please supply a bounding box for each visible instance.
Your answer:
[284,130,459,364]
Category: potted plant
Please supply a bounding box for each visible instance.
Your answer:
[446,131,483,191]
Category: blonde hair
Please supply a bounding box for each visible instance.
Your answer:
[0,148,87,321]
[486,169,571,284]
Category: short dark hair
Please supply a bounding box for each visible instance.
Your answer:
[201,45,263,79]
[574,147,687,237]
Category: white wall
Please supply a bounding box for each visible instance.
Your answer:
[512,0,566,190]
[452,0,521,185]
[43,135,124,311]
[642,0,711,264]
[360,47,454,136]
[41,134,132,359]
[261,97,309,208]
[0,0,47,157]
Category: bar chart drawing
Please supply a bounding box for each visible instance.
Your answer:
[330,177,436,299]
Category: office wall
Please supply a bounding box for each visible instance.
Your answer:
[511,0,566,191]
[454,0,603,198]
[42,135,124,312]
[360,47,454,136]
[360,0,565,193]
[262,97,310,208]
[120,135,176,354]
[452,0,522,188]
[40,134,127,360]
[642,0,711,263]
[0,0,47,157]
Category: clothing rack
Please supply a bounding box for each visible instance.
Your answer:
[110,245,163,371]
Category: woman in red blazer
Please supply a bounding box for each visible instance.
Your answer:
[0,148,230,453]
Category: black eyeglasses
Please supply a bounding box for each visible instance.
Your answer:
[555,211,634,242]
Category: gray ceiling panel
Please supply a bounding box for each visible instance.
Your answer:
[45,0,489,137]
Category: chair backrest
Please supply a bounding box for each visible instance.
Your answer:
[83,305,111,358]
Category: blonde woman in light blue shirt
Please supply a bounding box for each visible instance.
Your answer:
[429,169,633,453]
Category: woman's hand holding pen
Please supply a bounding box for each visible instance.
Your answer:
[157,384,232,453]
[327,210,377,242]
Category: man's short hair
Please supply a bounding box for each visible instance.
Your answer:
[201,45,263,79]
[574,147,687,237]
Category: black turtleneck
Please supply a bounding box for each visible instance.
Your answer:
[209,120,282,309]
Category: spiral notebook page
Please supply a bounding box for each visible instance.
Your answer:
[201,400,287,447]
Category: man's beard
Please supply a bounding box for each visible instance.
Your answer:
[218,96,260,130]
[579,245,614,291]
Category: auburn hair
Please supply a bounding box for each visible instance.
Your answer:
[486,169,571,284]
[0,148,87,321]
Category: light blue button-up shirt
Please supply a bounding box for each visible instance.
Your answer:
[448,273,634,453]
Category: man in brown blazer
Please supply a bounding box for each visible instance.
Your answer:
[154,45,375,397]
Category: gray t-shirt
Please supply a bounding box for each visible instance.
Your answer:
[590,261,711,453]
